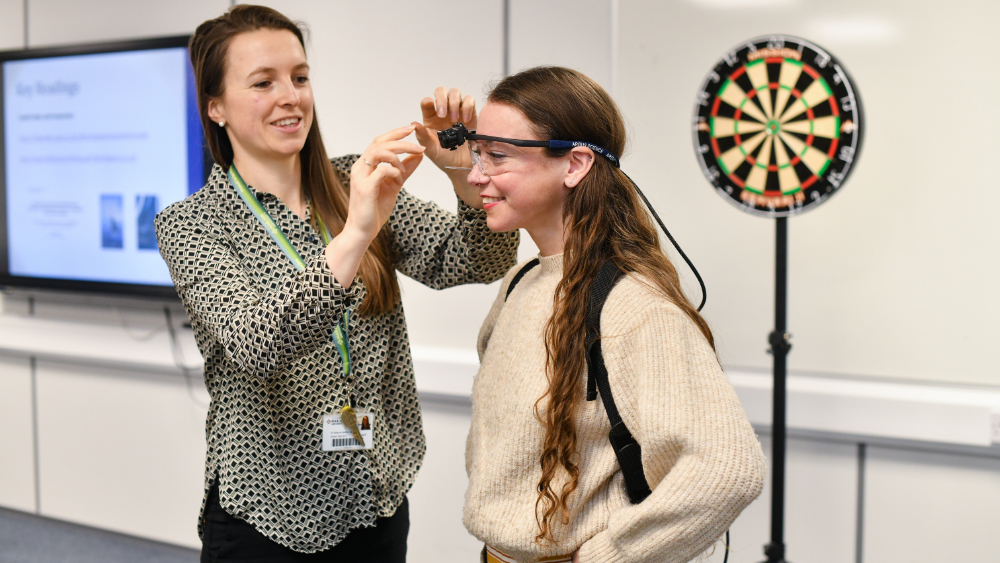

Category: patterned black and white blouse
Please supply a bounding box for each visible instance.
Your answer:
[154,155,519,553]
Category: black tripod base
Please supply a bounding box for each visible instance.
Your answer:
[758,542,789,563]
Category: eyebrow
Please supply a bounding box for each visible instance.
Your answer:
[246,62,310,77]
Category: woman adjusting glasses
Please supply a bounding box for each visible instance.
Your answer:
[154,5,517,562]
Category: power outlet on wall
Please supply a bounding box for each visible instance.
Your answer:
[992,412,1000,445]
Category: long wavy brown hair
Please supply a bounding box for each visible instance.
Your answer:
[488,67,716,543]
[189,5,399,315]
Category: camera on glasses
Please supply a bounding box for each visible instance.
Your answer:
[437,123,471,151]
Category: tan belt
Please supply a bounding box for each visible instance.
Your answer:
[484,544,572,563]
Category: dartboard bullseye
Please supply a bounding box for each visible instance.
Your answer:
[693,36,864,217]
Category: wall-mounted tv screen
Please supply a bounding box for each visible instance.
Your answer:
[0,36,208,300]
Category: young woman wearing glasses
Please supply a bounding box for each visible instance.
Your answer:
[449,66,766,563]
[154,5,517,562]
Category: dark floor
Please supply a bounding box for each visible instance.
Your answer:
[0,507,199,563]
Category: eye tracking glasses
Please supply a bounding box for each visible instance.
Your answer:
[437,123,620,175]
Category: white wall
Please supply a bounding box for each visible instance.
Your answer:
[34,360,209,546]
[0,356,35,513]
[1,1,999,562]
[25,0,228,46]
[864,446,1000,562]
[0,0,24,49]
[617,0,1000,387]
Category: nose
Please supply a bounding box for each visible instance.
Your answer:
[467,165,489,186]
[276,78,300,107]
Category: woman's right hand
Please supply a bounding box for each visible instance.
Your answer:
[325,125,423,287]
[346,124,425,242]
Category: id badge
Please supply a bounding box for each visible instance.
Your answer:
[321,411,374,451]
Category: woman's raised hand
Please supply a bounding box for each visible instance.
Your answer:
[326,125,423,288]
[415,87,477,170]
[414,87,483,208]
[346,124,425,242]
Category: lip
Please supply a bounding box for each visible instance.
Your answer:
[480,194,504,211]
[269,116,304,132]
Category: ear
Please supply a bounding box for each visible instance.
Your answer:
[564,146,596,188]
[207,97,225,126]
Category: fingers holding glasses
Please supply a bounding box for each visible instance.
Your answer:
[425,86,477,130]
[418,87,477,173]
[348,125,426,240]
[417,87,482,208]
[353,125,424,176]
[363,142,424,175]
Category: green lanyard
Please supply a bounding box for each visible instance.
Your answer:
[228,165,352,383]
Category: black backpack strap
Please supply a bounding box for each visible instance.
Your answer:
[585,261,652,504]
[504,258,540,301]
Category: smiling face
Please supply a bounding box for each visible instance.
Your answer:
[468,102,575,253]
[207,28,313,167]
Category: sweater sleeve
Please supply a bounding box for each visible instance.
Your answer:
[155,204,358,380]
[577,283,766,563]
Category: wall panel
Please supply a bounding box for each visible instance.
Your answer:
[407,399,481,563]
[864,446,1000,562]
[34,361,208,548]
[617,0,1000,387]
[0,0,25,50]
[508,0,613,91]
[27,0,229,47]
[0,356,36,512]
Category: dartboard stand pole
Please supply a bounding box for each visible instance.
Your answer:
[763,217,791,563]
[690,34,865,563]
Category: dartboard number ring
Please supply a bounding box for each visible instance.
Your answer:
[693,36,864,217]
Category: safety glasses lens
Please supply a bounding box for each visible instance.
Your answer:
[467,142,488,175]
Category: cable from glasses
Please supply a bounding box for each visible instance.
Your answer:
[623,171,707,312]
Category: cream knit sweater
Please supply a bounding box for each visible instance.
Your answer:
[464,254,766,563]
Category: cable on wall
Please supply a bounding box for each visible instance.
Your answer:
[116,307,165,341]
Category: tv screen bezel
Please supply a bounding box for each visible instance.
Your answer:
[0,35,210,301]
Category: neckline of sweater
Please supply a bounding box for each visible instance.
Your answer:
[536,252,564,276]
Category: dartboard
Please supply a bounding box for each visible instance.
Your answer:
[693,36,863,217]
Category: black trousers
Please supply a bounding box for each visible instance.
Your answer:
[201,482,409,563]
